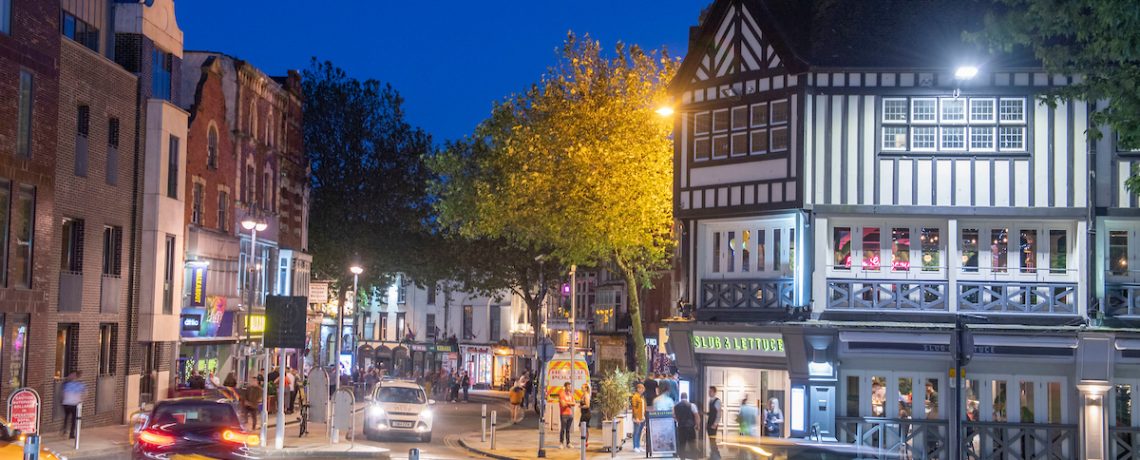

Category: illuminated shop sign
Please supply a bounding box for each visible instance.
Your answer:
[247,314,266,335]
[181,296,232,338]
[691,331,785,357]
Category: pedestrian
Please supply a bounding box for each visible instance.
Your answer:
[707,386,722,438]
[209,370,222,389]
[242,377,263,430]
[558,382,576,449]
[631,383,646,453]
[59,371,86,439]
[283,368,296,414]
[509,380,525,422]
[643,375,658,406]
[652,380,675,410]
[461,371,471,402]
[523,371,535,410]
[738,396,758,437]
[188,370,206,390]
[763,397,784,437]
[223,372,238,388]
[449,373,460,402]
[579,383,592,446]
[673,392,700,459]
[669,373,680,403]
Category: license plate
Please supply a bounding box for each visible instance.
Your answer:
[391,421,414,428]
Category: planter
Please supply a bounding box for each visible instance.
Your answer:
[602,417,627,451]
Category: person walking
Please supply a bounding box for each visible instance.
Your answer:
[461,372,472,402]
[242,377,263,431]
[739,396,759,437]
[558,382,577,449]
[223,372,238,388]
[653,380,675,411]
[509,380,525,422]
[283,368,296,414]
[631,383,647,453]
[707,386,722,438]
[673,392,700,459]
[59,371,86,439]
[643,375,658,407]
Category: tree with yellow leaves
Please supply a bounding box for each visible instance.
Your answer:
[432,32,677,374]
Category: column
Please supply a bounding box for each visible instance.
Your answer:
[1077,382,1111,460]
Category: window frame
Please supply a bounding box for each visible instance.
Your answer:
[702,217,796,279]
[840,370,946,420]
[957,221,1074,282]
[881,96,1029,154]
[827,220,947,279]
[690,97,791,162]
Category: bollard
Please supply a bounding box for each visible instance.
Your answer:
[74,403,83,449]
[408,448,420,460]
[481,404,487,442]
[490,410,497,450]
[611,418,618,458]
[580,421,587,460]
[23,433,39,460]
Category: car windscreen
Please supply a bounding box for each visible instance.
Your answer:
[151,403,240,427]
[376,387,426,404]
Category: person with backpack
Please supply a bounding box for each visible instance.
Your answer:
[673,392,700,459]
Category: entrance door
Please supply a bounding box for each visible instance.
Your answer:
[706,367,789,436]
[965,374,1069,458]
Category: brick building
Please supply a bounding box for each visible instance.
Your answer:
[179,51,310,384]
[53,0,137,427]
[0,0,61,427]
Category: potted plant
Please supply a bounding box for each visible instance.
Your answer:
[598,369,636,451]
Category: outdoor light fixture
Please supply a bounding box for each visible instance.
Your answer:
[241,218,268,232]
[350,265,364,275]
[954,65,979,80]
[655,105,675,117]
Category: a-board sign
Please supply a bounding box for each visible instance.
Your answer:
[7,387,40,434]
[646,409,676,457]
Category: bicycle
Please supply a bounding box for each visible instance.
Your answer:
[297,385,309,437]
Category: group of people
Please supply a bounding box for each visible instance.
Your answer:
[416,369,472,402]
[627,377,784,457]
[556,381,593,449]
[237,366,305,431]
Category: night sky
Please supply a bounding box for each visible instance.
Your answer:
[177,1,703,144]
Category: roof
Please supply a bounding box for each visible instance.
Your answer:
[675,0,1037,88]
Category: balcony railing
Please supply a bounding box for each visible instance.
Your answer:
[59,271,84,313]
[1111,426,1140,459]
[827,279,948,311]
[1106,283,1140,317]
[958,281,1077,314]
[835,416,948,460]
[100,275,121,313]
[699,278,794,310]
[964,421,1076,460]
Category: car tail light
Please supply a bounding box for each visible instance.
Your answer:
[223,429,259,445]
[138,429,176,447]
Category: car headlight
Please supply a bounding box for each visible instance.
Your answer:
[368,406,385,418]
[420,408,433,419]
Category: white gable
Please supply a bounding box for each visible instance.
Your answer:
[692,3,779,83]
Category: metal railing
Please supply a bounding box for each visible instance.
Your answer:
[1105,283,1140,317]
[835,416,949,460]
[827,279,949,311]
[699,278,795,309]
[963,421,1076,460]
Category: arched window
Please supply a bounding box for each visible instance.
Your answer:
[263,169,273,211]
[206,124,218,169]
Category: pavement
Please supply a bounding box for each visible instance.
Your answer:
[456,405,649,460]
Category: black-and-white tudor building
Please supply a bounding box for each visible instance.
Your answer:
[663,1,1140,459]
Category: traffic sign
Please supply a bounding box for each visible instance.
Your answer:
[539,337,556,361]
[265,296,307,349]
[7,387,40,434]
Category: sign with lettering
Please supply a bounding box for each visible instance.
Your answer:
[7,387,40,434]
[189,265,208,307]
[847,341,1074,357]
[181,314,202,331]
[646,410,676,456]
[181,297,232,338]
[690,331,785,357]
[247,313,266,335]
[309,281,329,305]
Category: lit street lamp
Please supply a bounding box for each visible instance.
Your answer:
[331,264,362,443]
[241,216,268,446]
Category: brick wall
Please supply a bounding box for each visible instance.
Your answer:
[51,38,139,427]
[0,0,61,423]
[185,57,236,235]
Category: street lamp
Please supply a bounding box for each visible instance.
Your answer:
[349,265,363,373]
[655,105,675,117]
[330,264,362,443]
[241,215,269,446]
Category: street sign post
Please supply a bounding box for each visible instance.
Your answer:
[7,388,40,435]
[539,337,555,362]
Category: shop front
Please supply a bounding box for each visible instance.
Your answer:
[462,345,493,387]
[667,323,832,441]
[434,344,458,374]
[178,296,238,387]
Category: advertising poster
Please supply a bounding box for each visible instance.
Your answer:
[646,410,676,457]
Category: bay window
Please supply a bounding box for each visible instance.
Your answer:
[881,96,1027,153]
[958,223,1071,279]
[705,219,795,278]
[828,221,945,277]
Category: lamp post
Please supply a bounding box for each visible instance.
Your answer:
[241,216,268,446]
[350,266,363,373]
[331,265,362,443]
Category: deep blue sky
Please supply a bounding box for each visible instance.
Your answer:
[177,1,702,143]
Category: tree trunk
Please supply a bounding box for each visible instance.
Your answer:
[616,259,647,375]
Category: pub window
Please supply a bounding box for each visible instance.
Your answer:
[712,232,721,273]
[789,228,795,270]
[1049,230,1067,274]
[773,229,782,271]
[871,375,887,417]
[751,130,769,154]
[1115,384,1132,426]
[731,132,749,156]
[912,127,937,151]
[694,138,711,161]
[1047,382,1062,423]
[924,379,940,419]
[862,227,881,271]
[727,231,736,272]
[770,100,789,125]
[712,109,729,132]
[882,126,907,150]
[961,228,979,273]
[921,228,940,271]
[1020,229,1037,273]
[694,112,711,134]
[898,377,914,419]
[882,98,907,123]
[731,106,748,130]
[833,227,851,270]
[751,102,769,126]
[6,314,28,387]
[940,127,966,150]
[13,185,34,289]
[756,230,766,272]
[999,98,1026,123]
[1110,230,1129,276]
[940,98,966,123]
[883,96,1027,153]
[770,126,789,152]
[970,98,996,123]
[970,127,995,151]
[712,135,729,158]
[1020,381,1035,422]
[911,98,937,123]
[991,228,1009,273]
[741,230,751,273]
[991,380,1008,422]
[845,376,860,417]
[891,227,910,271]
